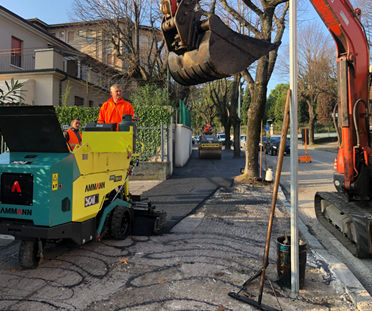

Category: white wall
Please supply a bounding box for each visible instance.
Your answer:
[174,124,192,168]
[35,48,64,70]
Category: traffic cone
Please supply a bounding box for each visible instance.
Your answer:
[333,158,337,170]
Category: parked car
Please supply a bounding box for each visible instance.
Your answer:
[217,133,226,145]
[240,135,267,150]
[240,135,246,148]
[192,135,200,144]
[264,137,290,156]
[259,135,268,151]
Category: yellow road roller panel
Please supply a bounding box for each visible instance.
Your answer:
[199,143,222,149]
[82,131,133,153]
[73,142,132,176]
[72,171,126,222]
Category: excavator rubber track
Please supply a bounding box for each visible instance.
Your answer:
[314,192,372,258]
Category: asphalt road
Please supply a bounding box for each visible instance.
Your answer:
[137,147,246,233]
[263,142,372,296]
[0,144,368,310]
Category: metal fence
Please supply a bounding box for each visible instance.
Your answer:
[179,100,191,127]
[0,124,169,162]
[136,123,169,162]
[0,53,35,72]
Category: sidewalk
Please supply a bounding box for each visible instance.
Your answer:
[278,187,372,310]
[1,172,370,310]
[84,182,364,311]
[130,175,372,310]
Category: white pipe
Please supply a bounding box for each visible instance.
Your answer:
[290,0,299,297]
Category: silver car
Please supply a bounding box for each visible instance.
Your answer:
[240,135,246,148]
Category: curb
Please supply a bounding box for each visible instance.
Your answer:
[277,187,372,311]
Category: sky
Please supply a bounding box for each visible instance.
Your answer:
[0,0,74,24]
[0,0,324,94]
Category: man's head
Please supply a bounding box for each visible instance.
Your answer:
[71,119,81,130]
[110,84,123,103]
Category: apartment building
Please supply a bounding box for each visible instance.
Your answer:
[40,20,159,70]
[0,5,115,107]
[27,16,162,95]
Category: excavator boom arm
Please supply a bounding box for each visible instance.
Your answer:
[310,0,371,193]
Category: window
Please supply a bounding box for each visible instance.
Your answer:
[59,31,65,38]
[50,32,56,37]
[68,31,74,43]
[11,36,22,68]
[139,34,149,46]
[75,96,84,106]
[114,55,120,67]
[89,100,93,107]
[78,30,83,37]
[86,29,94,43]
[107,54,112,65]
[81,66,87,81]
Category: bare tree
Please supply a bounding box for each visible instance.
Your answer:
[215,0,289,176]
[297,22,336,144]
[355,0,372,49]
[317,92,336,124]
[209,79,233,149]
[70,0,167,92]
[189,87,218,130]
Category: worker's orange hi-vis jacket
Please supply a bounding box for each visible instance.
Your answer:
[65,129,82,151]
[98,98,134,128]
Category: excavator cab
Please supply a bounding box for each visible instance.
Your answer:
[160,0,280,85]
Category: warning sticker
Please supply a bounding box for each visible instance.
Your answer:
[52,173,58,191]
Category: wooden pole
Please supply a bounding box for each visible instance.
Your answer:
[260,120,263,178]
[258,89,291,304]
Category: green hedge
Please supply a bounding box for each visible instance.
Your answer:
[55,106,172,129]
[55,106,100,128]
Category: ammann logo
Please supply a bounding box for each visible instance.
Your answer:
[0,208,32,216]
[85,182,105,192]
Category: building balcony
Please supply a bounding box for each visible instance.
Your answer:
[0,49,111,91]
[0,51,35,72]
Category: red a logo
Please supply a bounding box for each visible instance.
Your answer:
[11,181,21,193]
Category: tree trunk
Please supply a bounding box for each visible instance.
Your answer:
[307,100,316,145]
[233,123,240,156]
[244,66,267,177]
[231,74,241,157]
[224,122,231,149]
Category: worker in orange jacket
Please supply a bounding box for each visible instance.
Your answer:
[64,118,82,151]
[203,123,213,134]
[98,84,135,129]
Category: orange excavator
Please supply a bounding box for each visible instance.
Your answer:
[160,0,372,257]
[310,0,372,258]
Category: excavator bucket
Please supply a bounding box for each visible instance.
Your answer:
[168,15,280,86]
[161,0,281,86]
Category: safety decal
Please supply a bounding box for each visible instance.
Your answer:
[52,173,58,191]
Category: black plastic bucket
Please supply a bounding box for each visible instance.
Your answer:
[276,235,307,289]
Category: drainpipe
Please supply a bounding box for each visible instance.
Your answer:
[59,73,68,107]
